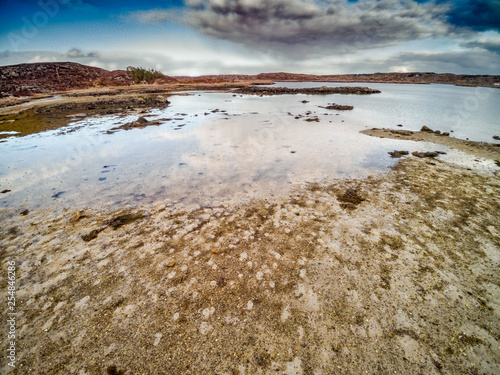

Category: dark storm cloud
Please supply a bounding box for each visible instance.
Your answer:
[444,0,500,31]
[183,0,453,52]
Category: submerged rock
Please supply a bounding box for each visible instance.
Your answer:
[319,103,354,111]
[388,150,410,158]
[412,151,445,158]
[337,188,366,210]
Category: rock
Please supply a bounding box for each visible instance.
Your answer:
[434,130,441,135]
[211,249,219,254]
[106,213,143,229]
[167,261,176,267]
[20,209,29,216]
[136,116,149,124]
[198,213,211,221]
[441,132,450,136]
[412,151,439,158]
[493,135,500,140]
[1,189,11,194]
[106,365,125,375]
[320,103,354,111]
[301,100,309,103]
[69,211,82,223]
[81,228,104,242]
[388,150,409,158]
[397,124,403,127]
[389,130,414,136]
[421,126,433,132]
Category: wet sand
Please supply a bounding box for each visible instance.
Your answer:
[1,134,499,374]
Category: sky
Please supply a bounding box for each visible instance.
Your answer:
[0,0,499,75]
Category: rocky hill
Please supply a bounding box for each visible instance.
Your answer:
[0,62,176,97]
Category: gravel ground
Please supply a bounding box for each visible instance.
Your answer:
[1,151,499,374]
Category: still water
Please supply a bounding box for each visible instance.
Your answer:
[1,83,499,210]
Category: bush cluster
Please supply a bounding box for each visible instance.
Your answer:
[126,66,164,83]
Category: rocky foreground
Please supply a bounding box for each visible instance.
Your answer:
[1,149,499,374]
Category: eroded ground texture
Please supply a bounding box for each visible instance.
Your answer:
[1,157,499,375]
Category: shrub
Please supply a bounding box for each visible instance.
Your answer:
[126,66,164,83]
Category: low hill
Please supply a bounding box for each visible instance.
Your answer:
[0,62,177,97]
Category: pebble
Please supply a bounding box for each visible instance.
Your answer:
[153,333,162,346]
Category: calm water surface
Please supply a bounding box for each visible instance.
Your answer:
[1,83,498,210]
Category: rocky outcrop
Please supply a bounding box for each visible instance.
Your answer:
[0,62,177,97]
[0,62,107,97]
[234,86,381,95]
[319,103,354,110]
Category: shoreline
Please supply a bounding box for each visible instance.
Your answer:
[361,128,500,164]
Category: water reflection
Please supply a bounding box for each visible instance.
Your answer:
[0,85,498,210]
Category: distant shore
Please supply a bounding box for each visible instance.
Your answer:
[1,62,499,100]
[1,64,499,374]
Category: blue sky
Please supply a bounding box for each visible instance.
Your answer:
[0,0,499,75]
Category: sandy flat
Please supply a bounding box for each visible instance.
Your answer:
[1,149,499,374]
